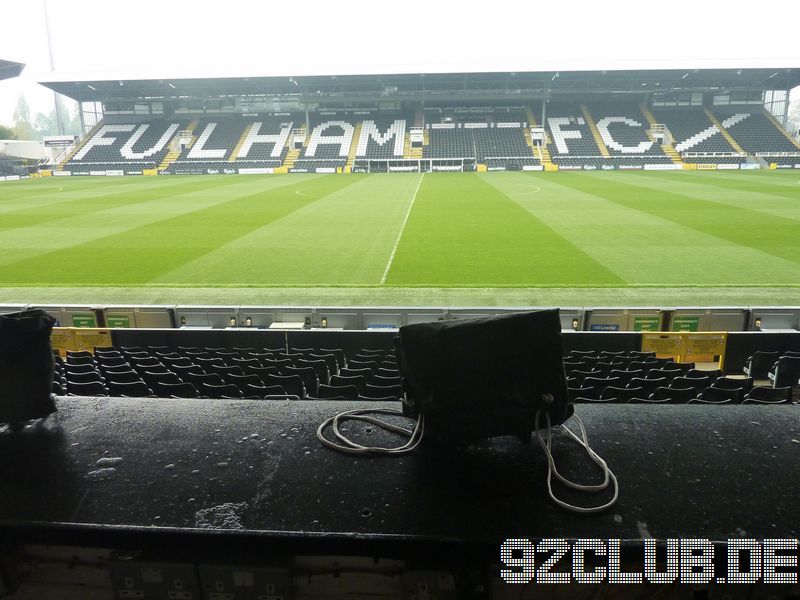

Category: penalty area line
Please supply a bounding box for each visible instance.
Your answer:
[380,173,424,285]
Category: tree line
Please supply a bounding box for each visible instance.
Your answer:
[0,93,82,141]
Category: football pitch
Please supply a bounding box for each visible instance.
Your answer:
[1,170,799,307]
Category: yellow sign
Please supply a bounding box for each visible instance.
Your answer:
[142,169,158,176]
[51,327,113,355]
[641,333,683,360]
[51,328,76,357]
[641,331,728,368]
[697,163,717,170]
[684,333,727,368]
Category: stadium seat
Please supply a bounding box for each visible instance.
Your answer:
[201,383,243,399]
[108,381,155,398]
[599,386,644,403]
[317,384,360,400]
[67,381,108,397]
[767,356,800,388]
[155,381,200,399]
[742,386,793,404]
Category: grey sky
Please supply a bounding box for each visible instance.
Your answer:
[1,0,799,125]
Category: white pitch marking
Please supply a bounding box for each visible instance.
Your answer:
[515,185,541,195]
[295,188,311,197]
[381,173,425,285]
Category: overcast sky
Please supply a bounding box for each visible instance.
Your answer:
[1,0,799,125]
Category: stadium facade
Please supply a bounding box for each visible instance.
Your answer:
[33,67,800,179]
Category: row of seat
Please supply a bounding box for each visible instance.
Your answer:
[54,345,400,401]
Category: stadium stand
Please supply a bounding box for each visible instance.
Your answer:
[49,100,799,175]
[587,102,667,158]
[718,109,800,164]
[650,107,741,160]
[294,115,356,171]
[65,120,182,173]
[356,117,407,159]
[53,343,402,401]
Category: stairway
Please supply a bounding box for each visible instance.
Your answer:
[57,120,104,170]
[703,108,746,154]
[344,121,363,172]
[640,105,682,165]
[158,120,197,172]
[414,105,424,128]
[537,144,554,169]
[228,123,252,162]
[580,105,610,157]
[526,106,538,127]
[762,109,800,150]
[404,133,423,159]
[282,148,300,170]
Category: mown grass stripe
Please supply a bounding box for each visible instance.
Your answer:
[0,175,315,271]
[0,175,357,285]
[0,175,255,231]
[483,172,800,285]
[156,174,422,286]
[558,172,800,266]
[385,173,625,286]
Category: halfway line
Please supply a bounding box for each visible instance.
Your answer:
[380,173,424,285]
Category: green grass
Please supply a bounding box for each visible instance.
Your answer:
[0,170,798,306]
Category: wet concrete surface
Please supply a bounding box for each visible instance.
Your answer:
[1,397,798,542]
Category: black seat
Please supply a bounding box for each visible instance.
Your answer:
[671,376,710,394]
[245,365,280,378]
[108,380,154,398]
[348,359,379,372]
[650,386,696,403]
[317,384,360,400]
[714,376,753,393]
[686,368,722,380]
[339,367,372,379]
[242,384,269,399]
[232,357,261,370]
[319,348,347,370]
[155,381,199,398]
[570,369,601,385]
[692,385,744,404]
[263,374,306,398]
[628,377,667,397]
[67,381,108,396]
[369,374,401,387]
[568,386,595,401]
[96,355,128,368]
[65,363,97,374]
[227,373,265,391]
[330,374,366,393]
[65,370,104,384]
[296,359,330,385]
[742,351,780,379]
[205,364,244,378]
[201,383,242,399]
[743,386,793,404]
[599,386,644,403]
[283,366,319,396]
[768,356,800,388]
[306,352,342,375]
[364,383,402,398]
[648,368,682,381]
[141,371,181,387]
[183,371,224,388]
[103,369,142,384]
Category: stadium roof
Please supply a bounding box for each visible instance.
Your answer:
[39,67,800,103]
[0,59,24,81]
